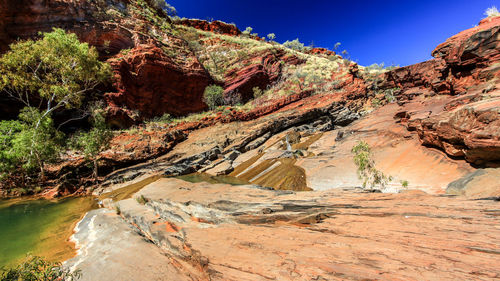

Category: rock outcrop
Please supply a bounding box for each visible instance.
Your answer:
[223,49,304,102]
[408,92,500,166]
[384,16,500,97]
[0,0,134,56]
[177,19,241,36]
[383,16,500,165]
[106,43,213,126]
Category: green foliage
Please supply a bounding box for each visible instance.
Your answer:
[149,0,177,16]
[283,38,306,51]
[242,26,253,35]
[0,28,111,115]
[267,33,276,41]
[0,29,110,182]
[401,180,409,188]
[72,105,113,181]
[351,141,392,190]
[384,88,397,103]
[136,195,149,205]
[0,120,24,177]
[153,113,173,123]
[14,108,63,175]
[0,255,81,281]
[115,204,121,215]
[0,108,63,180]
[0,108,63,181]
[203,85,224,110]
[371,97,382,108]
[252,87,264,98]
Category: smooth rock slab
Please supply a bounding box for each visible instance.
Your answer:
[65,209,197,281]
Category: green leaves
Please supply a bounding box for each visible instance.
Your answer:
[71,106,113,181]
[0,255,81,281]
[0,28,111,111]
[351,141,392,190]
[0,28,112,181]
[203,85,224,110]
[15,107,63,173]
[0,107,62,178]
[0,120,24,178]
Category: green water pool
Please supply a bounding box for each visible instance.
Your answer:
[0,197,96,268]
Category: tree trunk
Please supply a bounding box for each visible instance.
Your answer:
[93,158,98,182]
[37,156,45,181]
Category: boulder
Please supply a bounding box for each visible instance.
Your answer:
[447,168,500,198]
[408,94,500,165]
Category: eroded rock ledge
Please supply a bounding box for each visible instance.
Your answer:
[66,178,500,281]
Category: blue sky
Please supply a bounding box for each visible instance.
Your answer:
[167,0,497,66]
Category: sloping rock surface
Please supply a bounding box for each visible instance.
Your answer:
[68,178,500,280]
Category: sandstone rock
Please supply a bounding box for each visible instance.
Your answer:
[70,178,500,280]
[224,150,241,161]
[0,0,134,57]
[65,208,200,281]
[432,16,500,68]
[223,49,302,102]
[447,168,500,199]
[385,16,500,97]
[106,43,213,126]
[177,19,241,36]
[204,160,234,176]
[408,93,500,165]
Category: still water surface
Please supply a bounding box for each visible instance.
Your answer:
[0,197,95,268]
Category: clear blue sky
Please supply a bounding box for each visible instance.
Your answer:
[167,0,497,66]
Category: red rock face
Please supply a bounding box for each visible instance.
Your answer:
[0,0,134,56]
[407,93,500,166]
[432,16,500,68]
[306,47,336,57]
[0,0,136,120]
[382,16,500,165]
[385,16,500,97]
[0,0,216,127]
[177,19,241,36]
[106,43,213,127]
[223,50,304,102]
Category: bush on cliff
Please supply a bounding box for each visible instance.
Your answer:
[0,28,111,115]
[283,38,306,52]
[485,6,499,18]
[351,141,392,190]
[149,0,177,17]
[203,85,224,110]
[71,104,113,182]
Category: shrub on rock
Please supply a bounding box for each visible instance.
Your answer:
[203,85,224,110]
